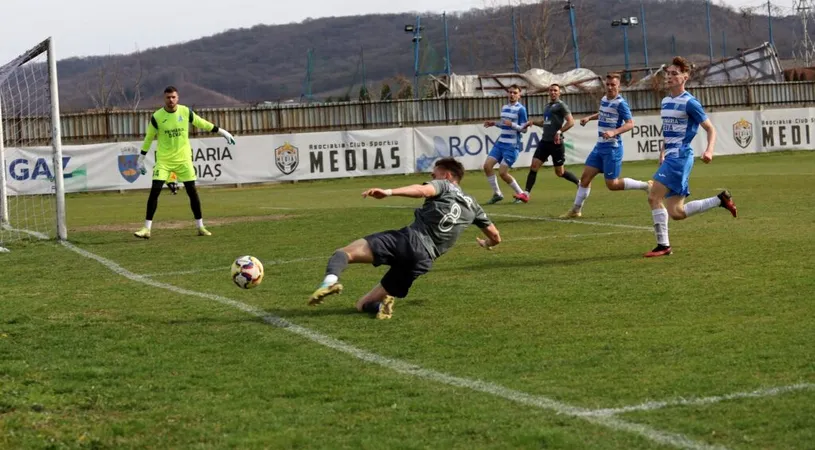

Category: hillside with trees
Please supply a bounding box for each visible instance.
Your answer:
[54,0,804,111]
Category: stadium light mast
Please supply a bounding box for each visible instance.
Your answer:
[404,16,422,99]
[611,17,638,84]
[405,13,451,99]
[564,0,581,69]
[640,0,649,68]
[767,0,774,47]
[706,0,714,62]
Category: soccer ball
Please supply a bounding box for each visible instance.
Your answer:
[231,255,264,289]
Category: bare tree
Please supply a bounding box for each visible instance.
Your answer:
[84,54,119,110]
[736,6,759,49]
[487,0,588,73]
[394,75,414,99]
[84,47,145,111]
[115,46,145,111]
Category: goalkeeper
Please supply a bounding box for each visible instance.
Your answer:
[134,86,236,239]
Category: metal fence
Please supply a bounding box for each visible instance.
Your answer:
[5,81,815,146]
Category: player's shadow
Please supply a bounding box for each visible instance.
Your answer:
[274,298,426,319]
[436,252,643,273]
[163,317,260,325]
[275,307,360,318]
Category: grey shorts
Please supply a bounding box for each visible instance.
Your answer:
[364,227,433,298]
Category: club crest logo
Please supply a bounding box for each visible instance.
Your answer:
[733,119,753,149]
[118,146,141,183]
[275,142,299,175]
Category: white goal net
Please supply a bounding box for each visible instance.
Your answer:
[0,38,67,252]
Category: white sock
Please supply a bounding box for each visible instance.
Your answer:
[574,186,591,210]
[195,218,204,228]
[651,208,670,247]
[623,178,649,190]
[508,177,523,195]
[684,196,721,217]
[487,175,501,196]
[322,274,338,286]
[145,220,152,230]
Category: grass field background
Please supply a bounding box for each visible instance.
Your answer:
[1,151,813,449]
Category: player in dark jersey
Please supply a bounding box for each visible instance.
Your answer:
[308,157,502,319]
[515,83,578,203]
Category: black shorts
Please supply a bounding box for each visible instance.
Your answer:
[364,227,433,298]
[533,140,566,167]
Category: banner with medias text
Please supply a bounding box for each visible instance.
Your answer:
[4,128,414,195]
[754,107,815,152]
[265,128,414,181]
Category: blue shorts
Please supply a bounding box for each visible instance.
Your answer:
[585,145,623,180]
[654,154,694,198]
[487,143,520,168]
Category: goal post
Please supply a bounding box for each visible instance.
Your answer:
[0,37,67,250]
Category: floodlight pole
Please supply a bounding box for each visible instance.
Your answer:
[706,0,714,62]
[640,0,649,68]
[565,0,581,69]
[512,8,520,72]
[767,0,775,47]
[622,26,631,82]
[443,12,451,78]
[412,16,421,99]
[612,19,635,83]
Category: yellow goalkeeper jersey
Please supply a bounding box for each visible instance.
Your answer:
[141,105,215,165]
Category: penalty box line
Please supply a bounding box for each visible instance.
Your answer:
[579,383,815,417]
[377,206,653,231]
[60,239,722,450]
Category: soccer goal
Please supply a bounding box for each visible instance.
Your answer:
[0,38,67,252]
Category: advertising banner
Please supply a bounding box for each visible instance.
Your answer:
[4,107,812,196]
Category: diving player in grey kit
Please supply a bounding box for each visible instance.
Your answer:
[308,157,502,319]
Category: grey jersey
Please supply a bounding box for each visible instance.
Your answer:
[408,179,492,259]
[541,100,571,142]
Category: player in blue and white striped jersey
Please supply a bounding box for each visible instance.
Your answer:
[561,73,651,218]
[482,84,529,204]
[644,57,738,258]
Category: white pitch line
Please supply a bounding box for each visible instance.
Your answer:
[580,383,815,417]
[141,256,325,278]
[59,239,722,450]
[146,231,645,278]
[377,206,653,231]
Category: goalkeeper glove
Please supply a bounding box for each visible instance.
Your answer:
[137,154,146,175]
[217,128,236,145]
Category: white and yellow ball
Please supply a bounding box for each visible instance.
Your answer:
[231,255,264,289]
